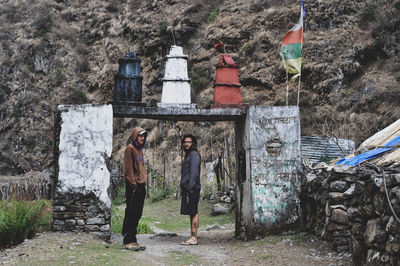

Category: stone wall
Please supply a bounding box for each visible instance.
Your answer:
[53,104,113,240]
[0,171,52,200]
[301,163,400,265]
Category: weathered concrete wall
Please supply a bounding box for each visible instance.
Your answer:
[241,106,302,238]
[53,104,113,240]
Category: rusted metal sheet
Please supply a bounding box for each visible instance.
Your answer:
[301,136,355,163]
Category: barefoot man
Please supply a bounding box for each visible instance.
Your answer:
[180,134,201,245]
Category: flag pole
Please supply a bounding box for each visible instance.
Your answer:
[285,48,289,106]
[172,30,177,45]
[297,74,301,106]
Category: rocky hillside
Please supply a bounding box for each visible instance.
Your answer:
[0,0,399,177]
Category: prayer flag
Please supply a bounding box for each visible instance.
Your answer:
[280,0,305,81]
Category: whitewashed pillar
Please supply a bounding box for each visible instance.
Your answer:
[53,104,113,240]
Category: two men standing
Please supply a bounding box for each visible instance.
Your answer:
[122,129,201,249]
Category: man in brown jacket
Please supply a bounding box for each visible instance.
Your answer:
[122,127,147,251]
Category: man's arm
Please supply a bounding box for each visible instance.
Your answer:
[124,147,137,188]
[188,152,200,191]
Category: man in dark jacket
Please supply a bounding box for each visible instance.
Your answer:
[122,127,147,251]
[180,134,201,245]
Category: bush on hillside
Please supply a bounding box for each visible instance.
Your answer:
[191,68,210,92]
[0,199,52,249]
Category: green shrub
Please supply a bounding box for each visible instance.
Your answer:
[147,166,164,188]
[52,68,65,87]
[112,186,126,206]
[41,140,53,153]
[358,0,392,31]
[78,57,90,73]
[24,55,34,72]
[0,3,24,22]
[200,181,215,200]
[34,10,52,37]
[0,199,52,249]
[208,9,218,22]
[159,21,168,32]
[150,186,173,202]
[240,41,257,56]
[319,156,331,163]
[137,220,153,234]
[68,89,88,104]
[191,68,210,92]
[358,1,379,26]
[0,85,10,103]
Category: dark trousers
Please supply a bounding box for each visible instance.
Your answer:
[122,183,146,244]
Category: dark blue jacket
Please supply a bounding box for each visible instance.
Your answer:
[180,150,201,191]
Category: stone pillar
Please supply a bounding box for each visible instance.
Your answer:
[237,106,302,239]
[158,45,195,108]
[53,104,113,240]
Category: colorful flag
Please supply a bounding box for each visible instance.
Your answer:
[280,0,305,81]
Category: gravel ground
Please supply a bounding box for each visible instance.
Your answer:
[0,227,352,265]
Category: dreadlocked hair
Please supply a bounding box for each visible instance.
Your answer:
[181,134,199,158]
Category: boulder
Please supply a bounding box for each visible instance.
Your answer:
[331,208,349,224]
[330,181,350,192]
[212,203,230,216]
[364,219,380,246]
[366,249,381,266]
[306,173,317,183]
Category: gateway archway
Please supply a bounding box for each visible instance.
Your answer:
[53,104,301,240]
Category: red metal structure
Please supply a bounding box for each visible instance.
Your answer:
[213,55,242,106]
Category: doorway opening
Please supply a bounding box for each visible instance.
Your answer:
[110,106,247,238]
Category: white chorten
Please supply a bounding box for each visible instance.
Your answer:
[158,45,195,108]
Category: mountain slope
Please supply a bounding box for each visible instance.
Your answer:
[0,0,399,175]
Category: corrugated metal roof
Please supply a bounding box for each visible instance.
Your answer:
[301,136,355,164]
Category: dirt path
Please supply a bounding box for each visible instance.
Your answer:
[1,227,351,265]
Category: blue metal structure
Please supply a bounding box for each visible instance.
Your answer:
[113,52,143,102]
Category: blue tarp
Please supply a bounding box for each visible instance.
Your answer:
[336,135,400,167]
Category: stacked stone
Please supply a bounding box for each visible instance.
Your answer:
[52,192,111,240]
[0,171,52,200]
[211,188,235,215]
[301,164,400,265]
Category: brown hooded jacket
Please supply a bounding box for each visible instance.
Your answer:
[124,127,147,188]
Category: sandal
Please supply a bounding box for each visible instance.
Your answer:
[180,240,198,245]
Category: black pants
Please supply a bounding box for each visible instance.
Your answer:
[122,183,146,244]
